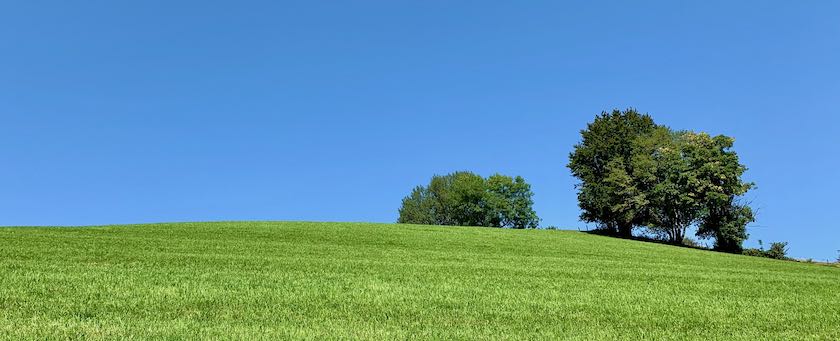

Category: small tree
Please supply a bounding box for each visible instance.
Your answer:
[398,172,539,228]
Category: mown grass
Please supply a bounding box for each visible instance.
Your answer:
[1,221,838,340]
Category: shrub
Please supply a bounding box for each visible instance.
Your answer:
[743,242,790,260]
[767,242,789,260]
[681,237,703,248]
[742,248,765,258]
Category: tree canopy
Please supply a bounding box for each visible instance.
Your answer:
[568,109,755,252]
[567,109,657,237]
[398,171,539,229]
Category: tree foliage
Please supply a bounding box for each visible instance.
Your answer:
[766,242,789,260]
[569,109,755,252]
[567,109,657,237]
[634,129,754,250]
[398,171,539,229]
[634,128,702,243]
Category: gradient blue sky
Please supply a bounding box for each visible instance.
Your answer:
[2,1,838,260]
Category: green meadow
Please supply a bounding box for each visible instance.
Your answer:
[1,221,838,339]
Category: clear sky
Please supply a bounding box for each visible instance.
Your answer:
[2,1,838,260]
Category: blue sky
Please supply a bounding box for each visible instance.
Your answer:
[2,1,838,260]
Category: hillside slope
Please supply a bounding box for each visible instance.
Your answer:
[1,222,838,339]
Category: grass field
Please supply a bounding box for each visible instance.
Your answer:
[1,222,838,339]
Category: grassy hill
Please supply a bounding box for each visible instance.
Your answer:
[1,222,838,339]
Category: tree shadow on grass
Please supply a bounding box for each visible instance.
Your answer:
[579,229,840,267]
[581,228,717,252]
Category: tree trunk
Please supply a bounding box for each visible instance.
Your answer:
[670,226,686,244]
[667,227,681,244]
[618,223,633,238]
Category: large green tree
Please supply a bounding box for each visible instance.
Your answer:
[630,128,755,248]
[685,133,755,252]
[567,109,657,237]
[633,128,705,243]
[570,110,755,251]
[398,172,539,229]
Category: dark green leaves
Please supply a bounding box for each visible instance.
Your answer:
[568,109,657,236]
[569,109,755,251]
